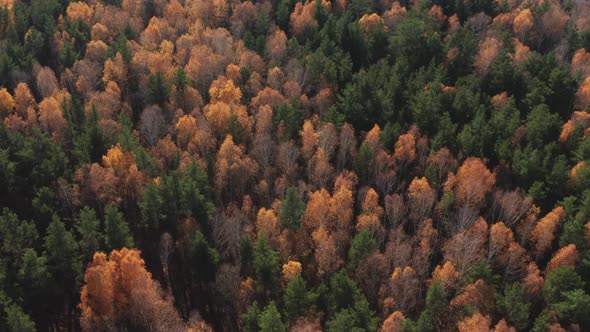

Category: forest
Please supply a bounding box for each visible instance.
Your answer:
[1,0,590,331]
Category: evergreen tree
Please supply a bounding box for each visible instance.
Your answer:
[259,301,285,332]
[75,207,102,262]
[497,283,530,331]
[147,72,170,106]
[253,237,280,294]
[279,187,305,231]
[104,203,134,250]
[283,275,317,320]
[348,230,376,269]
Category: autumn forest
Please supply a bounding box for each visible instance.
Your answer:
[1,0,590,331]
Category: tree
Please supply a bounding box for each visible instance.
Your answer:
[552,289,590,328]
[443,218,488,277]
[407,177,435,223]
[44,214,82,315]
[36,66,59,98]
[356,189,385,243]
[355,142,374,184]
[348,230,377,269]
[279,187,304,231]
[530,207,565,259]
[313,225,341,277]
[457,312,491,332]
[283,275,316,320]
[76,207,103,262]
[4,303,36,332]
[326,296,378,332]
[104,203,133,250]
[215,135,258,200]
[259,301,285,332]
[0,87,14,116]
[253,236,280,293]
[282,261,302,284]
[393,132,417,165]
[546,244,579,271]
[543,266,584,305]
[381,266,421,314]
[525,105,561,149]
[139,180,164,230]
[523,262,544,298]
[190,229,220,288]
[383,311,405,332]
[451,279,495,315]
[139,105,167,147]
[38,96,67,140]
[475,37,501,75]
[242,302,261,332]
[431,261,460,291]
[147,72,170,106]
[290,0,318,40]
[513,9,533,40]
[0,208,38,259]
[256,208,281,248]
[497,283,530,331]
[444,158,495,209]
[80,249,195,331]
[308,148,335,189]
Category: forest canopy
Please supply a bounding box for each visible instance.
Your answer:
[1,0,590,331]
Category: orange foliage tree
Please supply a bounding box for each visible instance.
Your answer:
[445,157,495,209]
[457,312,491,332]
[546,244,579,271]
[530,207,565,259]
[80,249,209,331]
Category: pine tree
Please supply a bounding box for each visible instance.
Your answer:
[279,187,304,230]
[104,203,133,250]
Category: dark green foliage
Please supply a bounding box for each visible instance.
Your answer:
[104,203,134,250]
[240,234,254,276]
[326,296,377,332]
[140,181,165,230]
[258,301,286,332]
[0,208,38,258]
[43,215,82,298]
[107,35,131,63]
[191,230,220,284]
[73,108,108,165]
[531,309,552,332]
[75,207,102,262]
[148,72,170,106]
[464,259,499,285]
[274,102,305,140]
[279,187,304,230]
[283,275,317,320]
[388,12,443,71]
[242,301,261,332]
[335,63,402,130]
[497,283,530,331]
[354,142,374,184]
[552,289,590,328]
[244,11,271,56]
[348,230,377,269]
[328,269,362,311]
[525,104,561,149]
[173,67,191,92]
[253,237,280,294]
[228,111,246,145]
[544,266,584,305]
[3,303,36,332]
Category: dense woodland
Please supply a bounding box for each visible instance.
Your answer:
[1,0,590,331]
